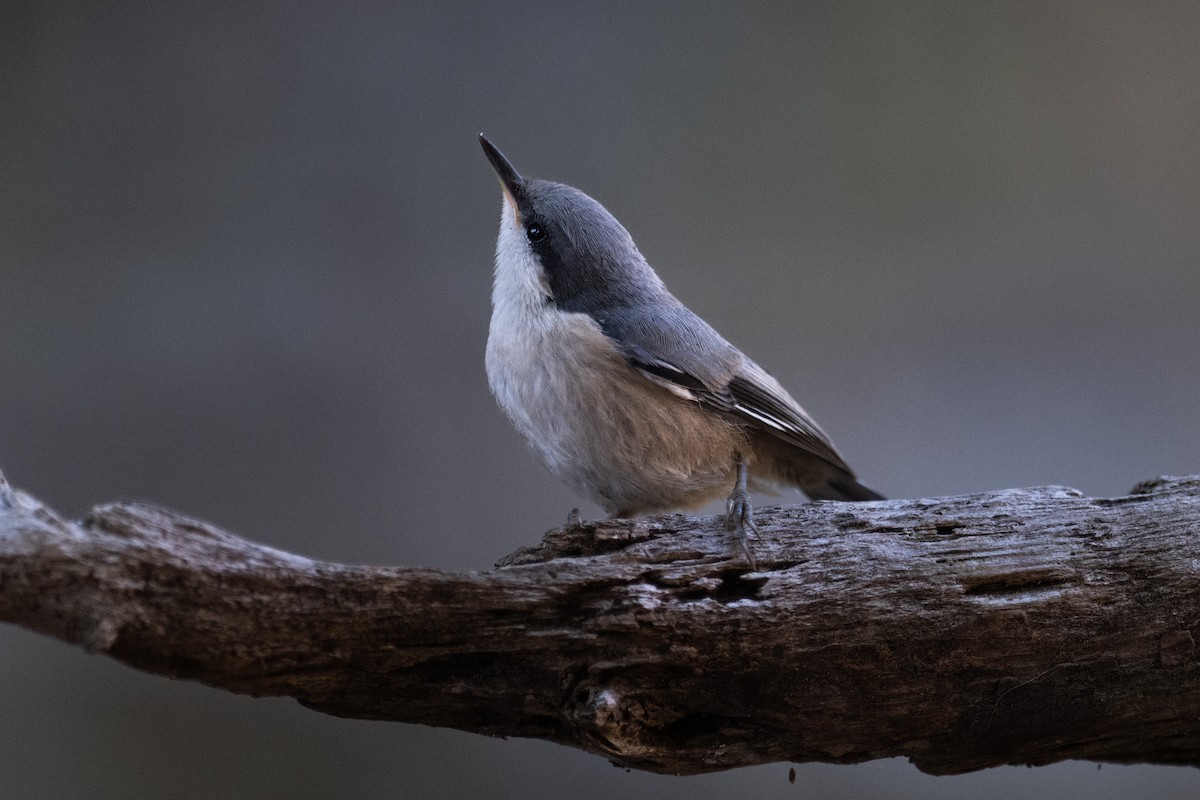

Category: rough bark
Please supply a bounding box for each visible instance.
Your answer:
[1,467,1199,776]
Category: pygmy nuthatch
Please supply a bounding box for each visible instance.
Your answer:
[480,135,883,560]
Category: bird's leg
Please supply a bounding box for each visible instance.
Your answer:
[566,508,584,527]
[726,457,758,568]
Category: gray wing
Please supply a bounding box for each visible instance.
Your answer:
[595,301,853,473]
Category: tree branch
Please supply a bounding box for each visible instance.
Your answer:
[2,467,1199,775]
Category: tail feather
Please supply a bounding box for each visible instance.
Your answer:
[805,473,886,502]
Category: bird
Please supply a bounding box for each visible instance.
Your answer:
[479,134,883,562]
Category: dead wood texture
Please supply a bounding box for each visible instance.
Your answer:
[2,468,1199,776]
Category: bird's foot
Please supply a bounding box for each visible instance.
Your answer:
[726,488,759,569]
[566,508,584,527]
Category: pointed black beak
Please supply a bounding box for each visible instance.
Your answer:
[479,134,525,205]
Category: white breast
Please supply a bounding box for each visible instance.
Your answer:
[485,202,612,483]
[484,200,743,513]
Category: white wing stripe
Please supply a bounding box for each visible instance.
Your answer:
[637,368,699,401]
[734,403,787,431]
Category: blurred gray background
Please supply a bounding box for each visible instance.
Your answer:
[3,2,1199,798]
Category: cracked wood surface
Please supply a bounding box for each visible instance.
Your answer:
[2,469,1199,775]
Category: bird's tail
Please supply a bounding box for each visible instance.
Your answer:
[804,472,886,502]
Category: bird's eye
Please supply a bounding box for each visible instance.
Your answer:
[525,223,546,243]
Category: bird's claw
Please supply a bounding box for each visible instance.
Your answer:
[726,489,759,569]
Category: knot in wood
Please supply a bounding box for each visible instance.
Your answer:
[574,686,651,735]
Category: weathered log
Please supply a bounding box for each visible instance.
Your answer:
[1,467,1198,775]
